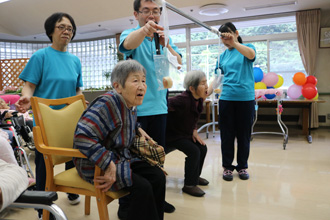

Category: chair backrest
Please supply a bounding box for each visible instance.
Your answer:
[31,95,86,165]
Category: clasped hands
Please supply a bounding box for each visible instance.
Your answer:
[94,161,116,192]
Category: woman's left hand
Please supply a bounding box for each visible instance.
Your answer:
[138,127,153,142]
[94,161,116,192]
[192,129,205,146]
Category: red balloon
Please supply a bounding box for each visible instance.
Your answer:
[306,75,317,86]
[302,83,318,99]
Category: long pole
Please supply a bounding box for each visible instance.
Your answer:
[165,1,220,36]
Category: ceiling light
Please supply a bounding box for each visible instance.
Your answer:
[243,1,297,11]
[0,0,10,3]
[199,3,229,16]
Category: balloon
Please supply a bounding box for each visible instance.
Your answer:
[263,72,279,87]
[293,72,306,86]
[306,75,317,86]
[265,87,276,99]
[312,92,319,100]
[261,73,266,82]
[287,84,302,99]
[255,82,267,90]
[253,67,263,82]
[302,83,318,99]
[274,75,284,88]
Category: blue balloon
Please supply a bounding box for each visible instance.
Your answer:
[253,67,263,82]
[265,87,276,99]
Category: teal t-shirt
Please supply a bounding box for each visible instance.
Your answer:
[215,43,256,101]
[19,46,83,100]
[119,25,181,117]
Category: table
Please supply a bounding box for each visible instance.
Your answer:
[253,99,325,144]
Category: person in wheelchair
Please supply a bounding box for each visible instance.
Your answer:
[0,97,34,150]
[0,136,29,214]
[1,136,63,220]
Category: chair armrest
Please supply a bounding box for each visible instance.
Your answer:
[33,126,87,159]
[14,190,58,206]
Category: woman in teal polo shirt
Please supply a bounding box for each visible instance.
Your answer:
[215,22,256,182]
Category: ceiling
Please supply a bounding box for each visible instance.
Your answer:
[0,0,329,42]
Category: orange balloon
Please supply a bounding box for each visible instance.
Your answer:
[293,72,307,86]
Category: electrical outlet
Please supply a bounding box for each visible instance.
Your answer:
[327,114,330,120]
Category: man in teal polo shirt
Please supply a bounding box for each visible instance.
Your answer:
[119,0,182,218]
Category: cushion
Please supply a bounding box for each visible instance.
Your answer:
[54,168,129,199]
[0,94,20,110]
[0,94,20,105]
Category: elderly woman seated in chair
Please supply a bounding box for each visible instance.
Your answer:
[73,60,166,220]
[165,70,212,197]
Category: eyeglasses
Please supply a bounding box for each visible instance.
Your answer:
[138,9,161,17]
[55,25,74,34]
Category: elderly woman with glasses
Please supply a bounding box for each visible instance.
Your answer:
[15,12,83,219]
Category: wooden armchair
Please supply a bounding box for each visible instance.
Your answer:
[31,95,128,220]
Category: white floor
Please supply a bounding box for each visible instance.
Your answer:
[2,126,330,220]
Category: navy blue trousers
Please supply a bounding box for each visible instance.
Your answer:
[218,100,255,171]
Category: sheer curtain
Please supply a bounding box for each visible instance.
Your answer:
[296,9,321,128]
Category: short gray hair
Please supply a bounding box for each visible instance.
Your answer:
[111,60,146,88]
[183,70,206,91]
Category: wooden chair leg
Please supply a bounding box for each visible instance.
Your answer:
[85,195,91,215]
[42,209,50,220]
[96,197,109,220]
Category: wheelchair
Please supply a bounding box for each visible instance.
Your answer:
[0,110,35,179]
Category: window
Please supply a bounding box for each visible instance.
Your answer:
[191,26,219,41]
[68,38,117,89]
[168,14,304,90]
[169,28,186,44]
[252,41,268,73]
[0,37,117,90]
[191,44,224,79]
[269,39,305,88]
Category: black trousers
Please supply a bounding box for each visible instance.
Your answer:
[166,139,207,186]
[137,114,167,148]
[218,100,255,171]
[119,114,167,214]
[126,161,166,220]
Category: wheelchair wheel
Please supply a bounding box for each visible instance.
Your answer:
[14,146,35,179]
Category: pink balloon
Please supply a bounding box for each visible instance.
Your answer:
[287,84,302,99]
[263,72,279,87]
